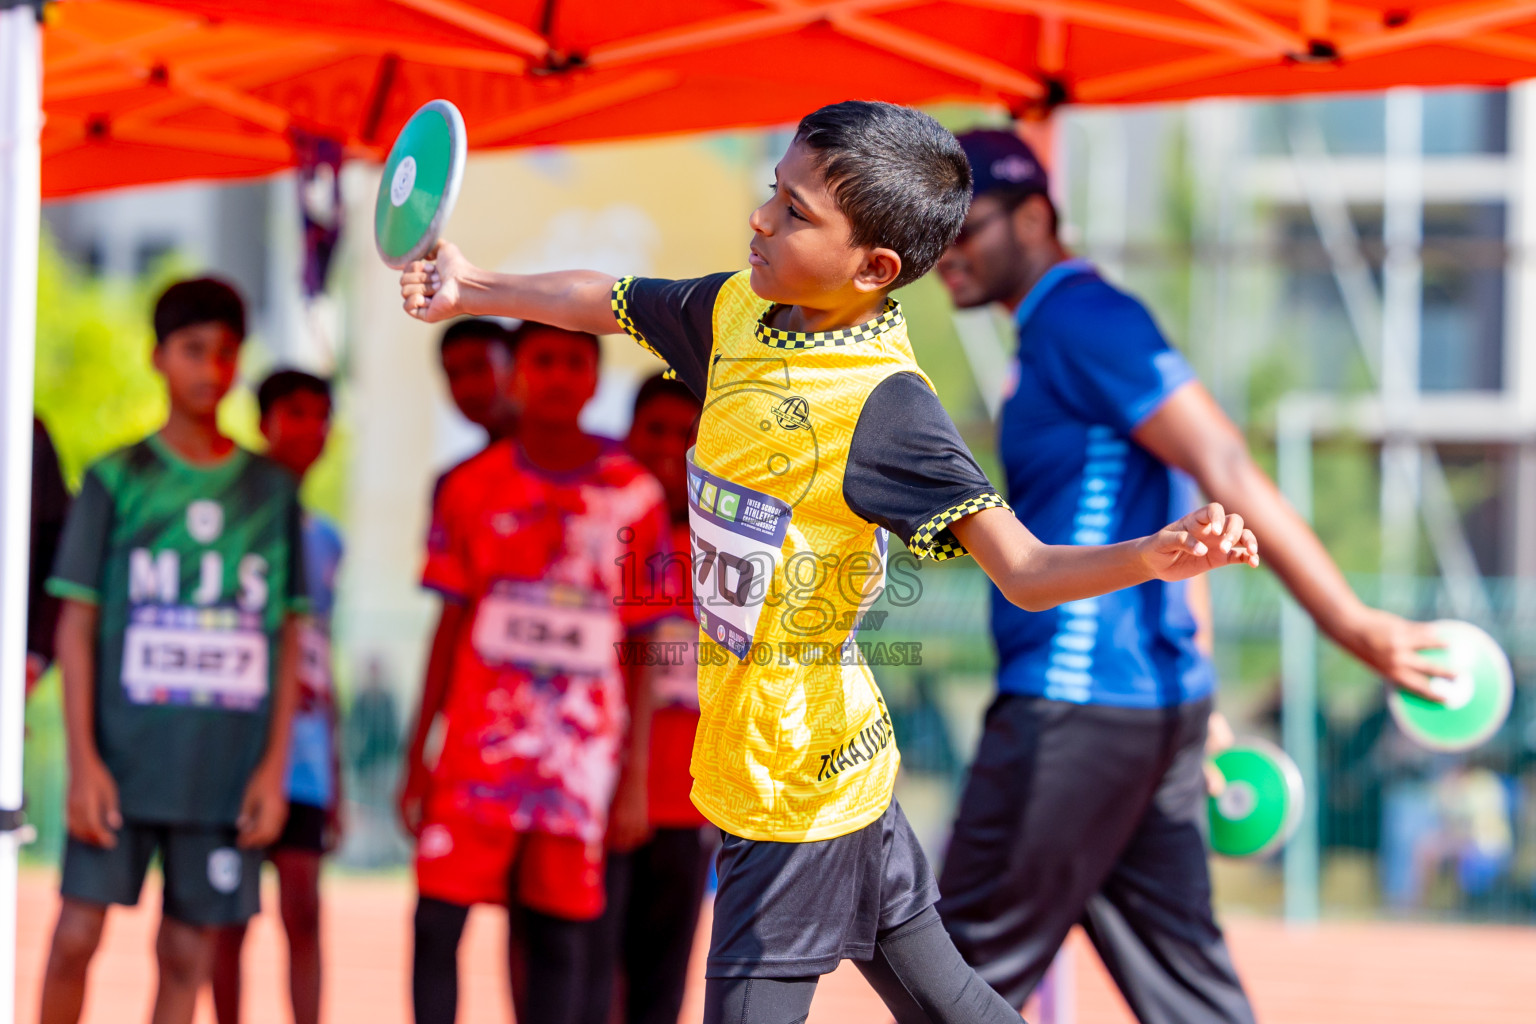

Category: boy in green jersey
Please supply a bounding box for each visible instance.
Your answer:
[38,279,308,1024]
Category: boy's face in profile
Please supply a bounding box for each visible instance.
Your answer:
[512,330,598,427]
[152,321,241,419]
[627,394,699,517]
[261,390,332,477]
[748,140,898,308]
[440,338,513,430]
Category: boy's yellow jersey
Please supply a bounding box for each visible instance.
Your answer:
[614,271,1006,841]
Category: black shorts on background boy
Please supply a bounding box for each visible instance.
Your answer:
[38,278,307,1024]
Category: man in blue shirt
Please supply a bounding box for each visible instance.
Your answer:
[933,130,1451,1024]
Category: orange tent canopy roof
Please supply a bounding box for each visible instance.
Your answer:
[41,0,1536,198]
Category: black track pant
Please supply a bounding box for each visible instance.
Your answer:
[702,906,1021,1024]
[582,827,714,1024]
[413,896,590,1024]
[937,694,1255,1024]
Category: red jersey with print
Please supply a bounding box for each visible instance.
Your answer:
[423,439,669,845]
[647,521,707,829]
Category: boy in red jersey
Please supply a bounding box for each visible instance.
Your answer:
[400,322,669,1024]
[584,373,711,1024]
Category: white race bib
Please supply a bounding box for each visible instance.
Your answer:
[122,606,268,708]
[686,449,792,661]
[652,616,700,709]
[471,581,620,677]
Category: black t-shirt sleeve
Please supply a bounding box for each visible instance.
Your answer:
[843,372,1009,561]
[611,273,735,398]
[47,466,113,605]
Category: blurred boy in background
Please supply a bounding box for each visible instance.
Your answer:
[38,278,307,1024]
[400,323,669,1024]
[212,370,341,1024]
[584,373,712,1024]
[438,318,518,445]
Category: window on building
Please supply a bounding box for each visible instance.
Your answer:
[1421,203,1506,393]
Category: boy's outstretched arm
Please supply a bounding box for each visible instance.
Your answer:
[950,503,1258,614]
[400,241,620,336]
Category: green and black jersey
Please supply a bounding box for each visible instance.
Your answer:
[48,435,309,825]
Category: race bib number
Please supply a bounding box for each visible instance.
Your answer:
[652,616,700,709]
[121,606,269,710]
[297,621,332,696]
[471,581,620,677]
[686,450,791,661]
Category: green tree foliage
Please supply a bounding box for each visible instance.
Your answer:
[32,229,348,519]
[32,232,176,485]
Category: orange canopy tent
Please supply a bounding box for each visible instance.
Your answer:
[33,0,1536,198]
[7,3,1536,1017]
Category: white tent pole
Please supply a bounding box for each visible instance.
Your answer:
[0,3,42,1023]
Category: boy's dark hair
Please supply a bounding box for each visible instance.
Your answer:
[258,369,332,419]
[153,277,246,345]
[633,372,700,418]
[508,321,601,360]
[794,101,972,289]
[439,317,514,356]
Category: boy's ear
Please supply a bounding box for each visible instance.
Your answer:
[150,341,168,373]
[852,248,902,294]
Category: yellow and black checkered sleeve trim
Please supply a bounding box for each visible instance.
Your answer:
[611,277,670,369]
[907,492,1011,562]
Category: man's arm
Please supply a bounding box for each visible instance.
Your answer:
[950,503,1257,613]
[401,241,620,335]
[1133,381,1450,697]
[56,599,120,848]
[239,613,301,848]
[398,600,467,836]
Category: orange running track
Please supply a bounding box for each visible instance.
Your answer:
[13,868,1536,1023]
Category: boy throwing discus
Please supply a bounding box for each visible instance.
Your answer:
[400,100,1260,1024]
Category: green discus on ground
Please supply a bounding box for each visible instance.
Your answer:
[1207,739,1304,859]
[374,99,466,269]
[1388,619,1512,752]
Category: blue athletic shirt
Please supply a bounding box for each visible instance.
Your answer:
[991,259,1214,709]
[287,513,343,808]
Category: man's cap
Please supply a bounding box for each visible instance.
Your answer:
[956,129,1049,199]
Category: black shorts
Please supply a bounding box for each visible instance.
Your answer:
[60,821,262,927]
[706,800,938,979]
[272,802,327,855]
